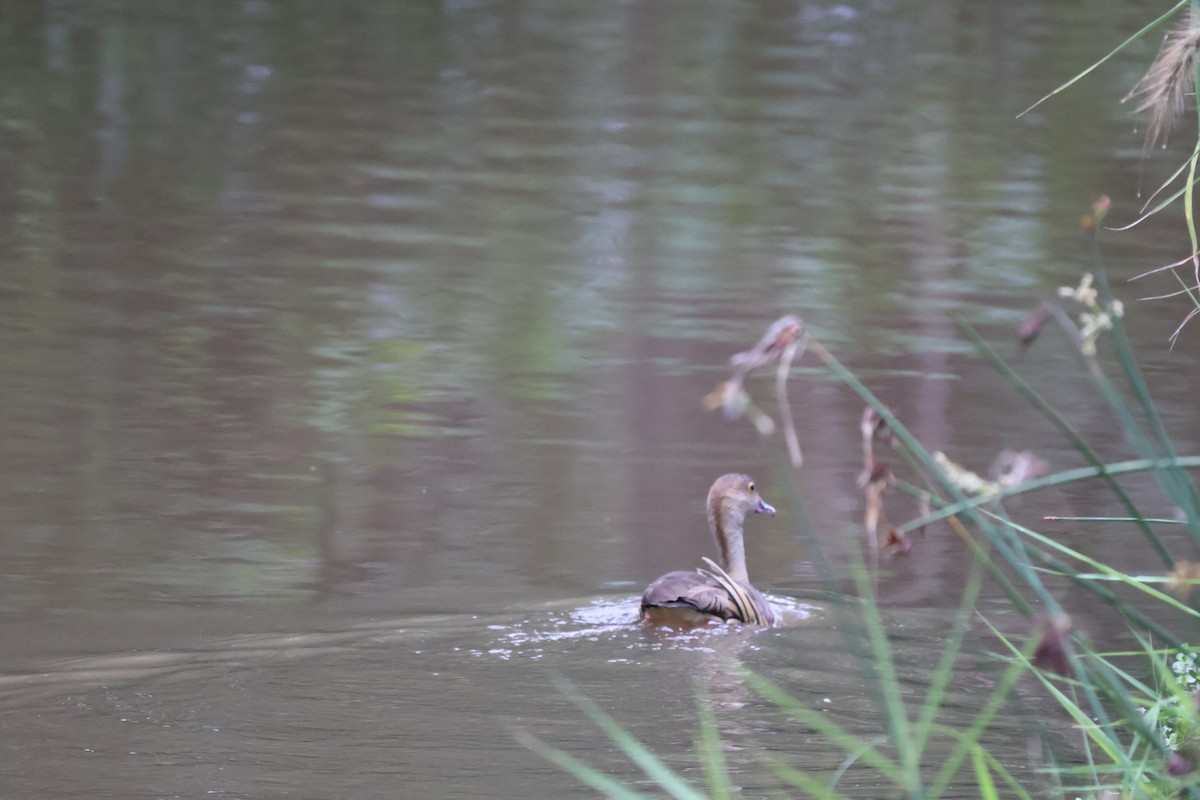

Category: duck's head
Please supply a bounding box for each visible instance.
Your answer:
[706,473,776,523]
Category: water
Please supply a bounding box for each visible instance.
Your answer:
[1,1,1197,797]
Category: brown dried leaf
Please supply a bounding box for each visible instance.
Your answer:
[864,495,880,538]
[884,526,913,555]
[1017,304,1052,350]
[1032,614,1073,677]
[1167,751,1196,776]
[730,315,804,373]
[1165,560,1200,599]
[857,462,892,490]
[990,449,1051,488]
[913,491,933,536]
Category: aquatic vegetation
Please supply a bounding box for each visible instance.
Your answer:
[525,221,1200,796]
[1025,1,1200,344]
[1158,645,1198,759]
[522,211,1200,792]
[522,5,1200,795]
[704,314,806,467]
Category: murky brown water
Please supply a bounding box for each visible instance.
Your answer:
[1,1,1198,797]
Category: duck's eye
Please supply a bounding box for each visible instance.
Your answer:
[747,482,755,492]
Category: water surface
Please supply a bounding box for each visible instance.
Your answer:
[1,1,1197,796]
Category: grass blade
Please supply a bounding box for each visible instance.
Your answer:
[955,316,1173,564]
[514,728,656,800]
[913,557,984,756]
[971,745,999,800]
[693,692,732,800]
[743,672,904,784]
[1018,1,1189,118]
[989,511,1200,618]
[551,675,710,800]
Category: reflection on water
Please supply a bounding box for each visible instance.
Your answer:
[1,0,1197,796]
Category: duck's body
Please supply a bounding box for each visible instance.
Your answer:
[640,473,777,627]
[640,567,776,626]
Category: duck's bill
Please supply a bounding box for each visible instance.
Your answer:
[756,499,776,516]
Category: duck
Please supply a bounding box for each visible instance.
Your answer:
[640,473,778,627]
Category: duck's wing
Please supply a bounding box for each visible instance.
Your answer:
[699,558,775,626]
[698,557,759,624]
[640,570,744,623]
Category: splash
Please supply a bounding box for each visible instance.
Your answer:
[471,596,818,661]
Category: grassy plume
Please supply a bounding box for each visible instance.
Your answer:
[1125,18,1200,150]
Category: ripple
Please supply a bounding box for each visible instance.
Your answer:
[472,595,822,661]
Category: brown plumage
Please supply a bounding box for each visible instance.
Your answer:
[640,474,778,627]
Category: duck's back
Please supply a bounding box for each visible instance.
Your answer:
[641,570,772,626]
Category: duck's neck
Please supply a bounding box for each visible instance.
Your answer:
[709,504,749,584]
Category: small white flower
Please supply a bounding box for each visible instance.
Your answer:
[1058,274,1095,304]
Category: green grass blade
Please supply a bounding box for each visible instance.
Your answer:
[847,557,917,790]
[766,446,912,745]
[1084,647,1178,761]
[808,338,1057,615]
[1040,515,1184,524]
[1089,241,1200,544]
[1110,170,1191,231]
[971,745,999,800]
[910,489,1185,648]
[990,511,1200,618]
[898,456,1200,538]
[743,672,904,783]
[1018,0,1188,118]
[514,728,656,800]
[693,692,732,800]
[974,743,1037,800]
[769,756,847,800]
[981,618,1127,765]
[927,642,1030,797]
[827,737,890,791]
[913,557,984,756]
[955,316,1173,564]
[1034,568,1188,584]
[552,675,710,800]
